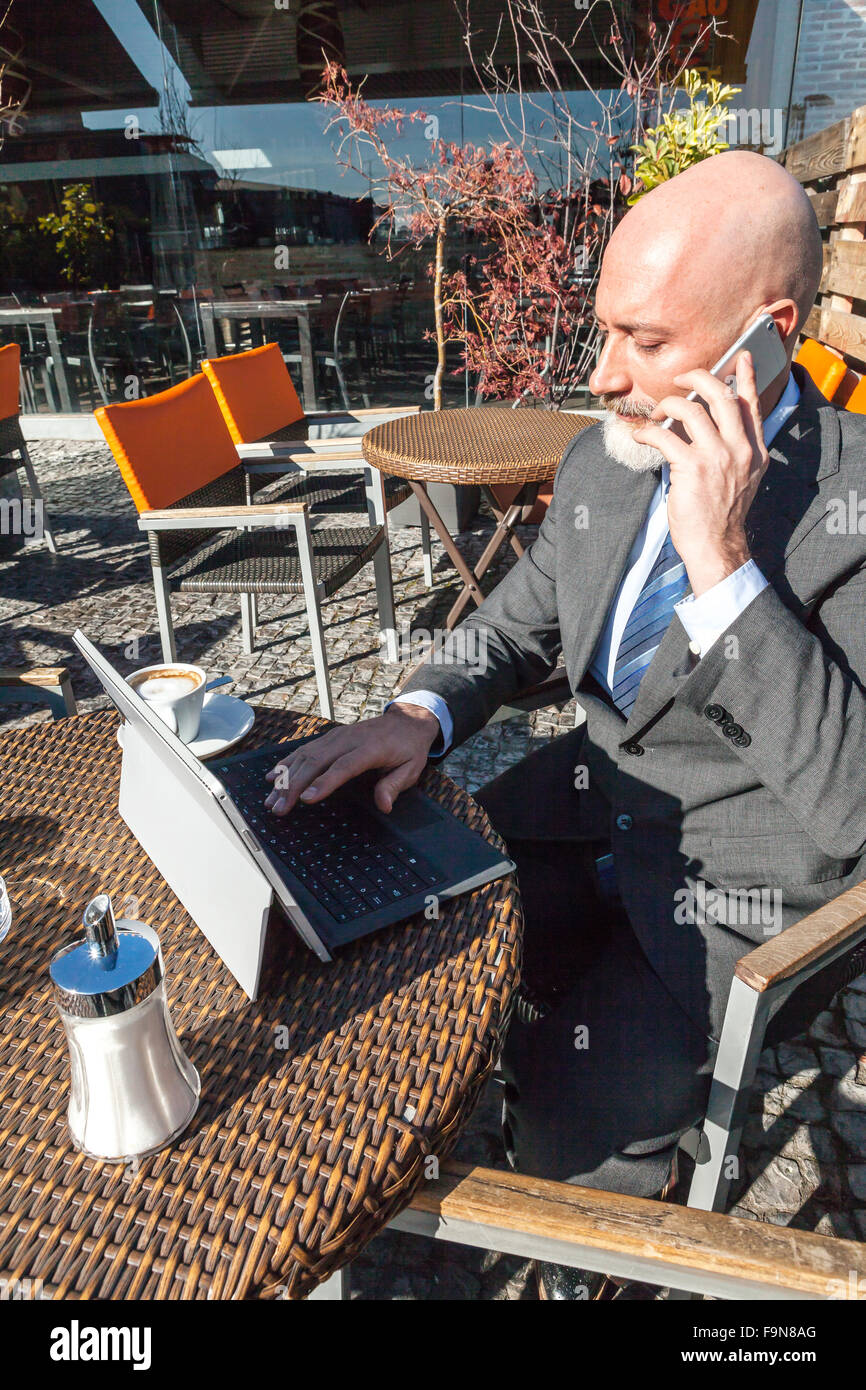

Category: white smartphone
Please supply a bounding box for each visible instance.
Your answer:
[661,312,788,441]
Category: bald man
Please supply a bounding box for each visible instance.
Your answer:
[264,151,866,1294]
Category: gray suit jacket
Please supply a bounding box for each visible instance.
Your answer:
[402,365,866,1035]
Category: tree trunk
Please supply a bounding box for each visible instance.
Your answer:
[432,216,446,411]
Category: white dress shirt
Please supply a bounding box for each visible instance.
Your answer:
[393,371,802,754]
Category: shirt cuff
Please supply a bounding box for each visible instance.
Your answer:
[674,559,769,657]
[387,691,453,758]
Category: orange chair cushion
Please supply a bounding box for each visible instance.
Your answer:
[843,374,866,414]
[202,342,304,444]
[796,338,848,401]
[95,373,240,513]
[0,343,21,421]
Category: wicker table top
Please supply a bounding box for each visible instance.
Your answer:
[362,406,595,486]
[0,709,521,1300]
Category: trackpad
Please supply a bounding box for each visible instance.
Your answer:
[385,791,445,833]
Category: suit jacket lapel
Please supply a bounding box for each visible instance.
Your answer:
[744,365,841,575]
[625,364,842,726]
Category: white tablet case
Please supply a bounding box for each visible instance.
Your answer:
[118,718,273,1001]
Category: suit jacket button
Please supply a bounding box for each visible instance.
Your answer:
[616,814,633,831]
[623,740,644,756]
[705,704,726,723]
[734,731,751,747]
[722,720,743,739]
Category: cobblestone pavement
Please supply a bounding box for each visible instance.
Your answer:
[3,440,866,1299]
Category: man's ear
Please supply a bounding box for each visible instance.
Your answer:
[761,300,800,347]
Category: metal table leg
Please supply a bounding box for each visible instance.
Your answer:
[296,308,318,413]
[200,305,219,360]
[43,313,72,413]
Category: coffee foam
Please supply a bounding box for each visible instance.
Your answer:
[130,668,202,701]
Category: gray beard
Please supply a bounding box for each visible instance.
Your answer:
[602,410,665,473]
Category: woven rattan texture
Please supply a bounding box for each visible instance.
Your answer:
[148,467,248,570]
[362,408,596,485]
[168,524,384,597]
[260,421,312,445]
[0,711,521,1300]
[0,414,25,470]
[261,472,411,514]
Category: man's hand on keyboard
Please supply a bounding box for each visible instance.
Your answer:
[264,704,442,816]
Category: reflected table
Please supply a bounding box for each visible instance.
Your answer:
[0,307,73,412]
[200,300,321,412]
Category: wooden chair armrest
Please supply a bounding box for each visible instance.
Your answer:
[236,442,364,464]
[395,1161,866,1299]
[0,665,70,687]
[736,879,866,992]
[138,502,306,531]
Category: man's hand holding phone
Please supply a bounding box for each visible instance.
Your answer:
[632,349,771,597]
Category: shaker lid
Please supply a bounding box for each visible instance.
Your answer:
[50,894,162,1018]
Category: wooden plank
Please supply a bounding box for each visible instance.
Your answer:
[0,666,69,687]
[837,177,866,225]
[803,305,823,341]
[399,1162,866,1299]
[138,503,308,530]
[819,306,866,366]
[141,503,306,520]
[818,242,831,294]
[736,881,866,991]
[826,240,866,300]
[783,114,851,182]
[807,187,839,227]
[847,105,866,169]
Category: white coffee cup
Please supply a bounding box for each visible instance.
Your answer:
[127,662,206,744]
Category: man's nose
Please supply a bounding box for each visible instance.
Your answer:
[588,336,632,398]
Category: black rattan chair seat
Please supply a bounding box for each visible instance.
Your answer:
[258,421,310,444]
[168,524,384,597]
[0,415,25,466]
[260,471,411,513]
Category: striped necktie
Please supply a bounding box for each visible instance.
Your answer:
[611,529,691,718]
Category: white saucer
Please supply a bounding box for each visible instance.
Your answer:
[117,692,255,760]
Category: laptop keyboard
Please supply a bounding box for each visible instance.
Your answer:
[214,754,443,925]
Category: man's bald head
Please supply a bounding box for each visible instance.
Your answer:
[590,151,823,471]
[605,150,823,347]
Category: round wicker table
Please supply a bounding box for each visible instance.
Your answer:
[363,407,594,630]
[0,709,521,1300]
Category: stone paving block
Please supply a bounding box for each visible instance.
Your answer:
[775,1042,820,1082]
[818,1045,860,1078]
[832,1109,866,1155]
[843,990,866,1024]
[831,1072,866,1111]
[809,1009,851,1048]
[849,1166,866,1202]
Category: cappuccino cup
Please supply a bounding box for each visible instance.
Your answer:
[127,662,206,744]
